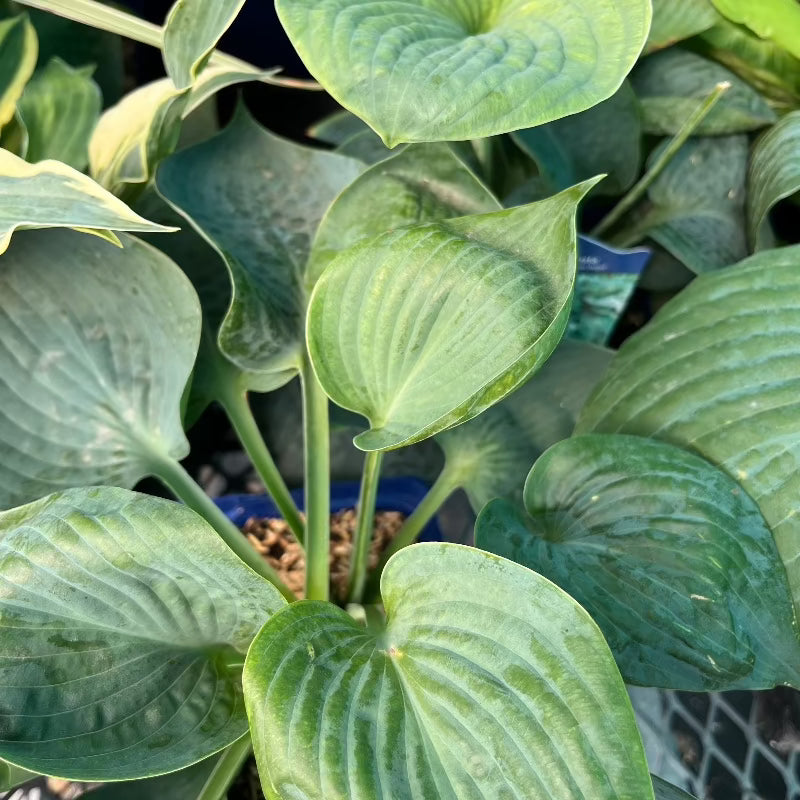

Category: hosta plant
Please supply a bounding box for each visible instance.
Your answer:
[0,0,799,798]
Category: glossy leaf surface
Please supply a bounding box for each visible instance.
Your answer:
[309,141,499,284]
[631,49,776,135]
[710,0,800,60]
[157,108,363,378]
[0,149,173,254]
[477,434,800,690]
[17,57,100,169]
[0,15,37,130]
[0,229,199,509]
[625,135,748,273]
[513,82,642,196]
[308,180,597,452]
[576,247,800,617]
[645,0,720,53]
[276,0,651,145]
[163,0,247,89]
[245,543,654,800]
[747,110,800,250]
[0,488,285,779]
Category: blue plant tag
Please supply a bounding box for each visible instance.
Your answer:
[568,235,652,344]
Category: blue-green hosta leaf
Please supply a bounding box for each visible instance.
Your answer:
[748,111,800,250]
[244,543,654,800]
[622,135,748,273]
[17,57,100,170]
[652,776,699,800]
[0,149,174,254]
[0,760,36,791]
[0,229,199,509]
[163,0,247,89]
[308,179,598,452]
[157,107,363,380]
[710,0,800,60]
[308,141,499,284]
[576,246,800,618]
[0,15,37,130]
[308,109,371,146]
[89,67,275,197]
[0,488,285,780]
[513,82,642,196]
[631,49,776,135]
[477,434,800,690]
[645,0,721,53]
[335,129,393,165]
[276,0,651,146]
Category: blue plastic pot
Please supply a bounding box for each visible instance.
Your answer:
[215,477,442,541]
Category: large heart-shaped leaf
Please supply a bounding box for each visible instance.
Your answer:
[576,246,800,616]
[477,434,800,690]
[619,135,748,273]
[276,0,651,146]
[0,228,199,509]
[157,107,363,379]
[308,141,499,284]
[244,543,654,800]
[308,179,598,452]
[0,487,285,780]
[0,14,37,130]
[0,149,174,254]
[17,57,100,170]
[710,0,800,60]
[513,82,642,197]
[645,0,721,53]
[163,0,247,90]
[631,49,776,135]
[748,110,800,250]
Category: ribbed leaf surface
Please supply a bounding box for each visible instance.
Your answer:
[244,543,654,800]
[17,57,100,170]
[631,49,775,135]
[0,488,285,779]
[0,229,199,509]
[275,0,651,145]
[157,108,363,378]
[747,110,800,249]
[576,247,800,617]
[645,0,720,53]
[477,434,800,690]
[308,180,597,451]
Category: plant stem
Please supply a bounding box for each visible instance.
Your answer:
[300,358,330,602]
[363,467,459,602]
[590,81,732,239]
[150,454,295,601]
[197,735,253,800]
[347,450,384,604]
[220,389,305,546]
[14,0,321,90]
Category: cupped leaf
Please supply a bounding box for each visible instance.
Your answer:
[477,434,800,690]
[163,0,247,89]
[645,0,721,53]
[308,142,500,284]
[710,0,800,60]
[631,49,776,135]
[276,0,651,145]
[244,543,654,800]
[0,487,285,780]
[308,179,598,452]
[0,228,199,509]
[652,776,699,800]
[748,110,800,250]
[621,135,748,273]
[0,149,174,254]
[17,57,100,170]
[0,760,36,791]
[513,82,642,196]
[576,246,800,617]
[0,14,37,130]
[157,107,363,380]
